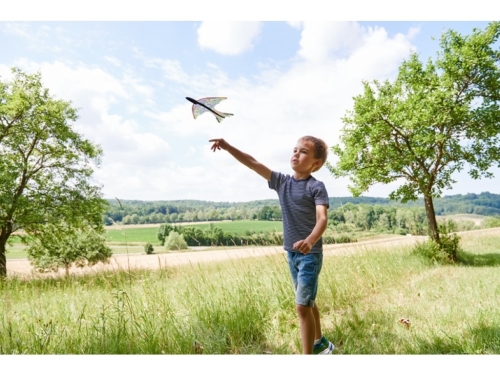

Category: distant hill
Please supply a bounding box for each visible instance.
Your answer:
[104,192,500,225]
[328,192,500,216]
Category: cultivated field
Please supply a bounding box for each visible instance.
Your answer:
[437,213,486,226]
[6,220,286,259]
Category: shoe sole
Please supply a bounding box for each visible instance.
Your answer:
[316,342,335,354]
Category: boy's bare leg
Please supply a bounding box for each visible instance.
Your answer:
[312,303,323,341]
[296,304,316,354]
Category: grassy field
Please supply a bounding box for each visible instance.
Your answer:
[105,220,284,243]
[5,220,284,259]
[1,229,500,354]
[105,226,162,244]
[437,213,486,225]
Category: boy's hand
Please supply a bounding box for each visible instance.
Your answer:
[209,138,229,152]
[293,239,313,254]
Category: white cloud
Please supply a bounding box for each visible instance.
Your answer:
[287,21,302,29]
[197,21,263,55]
[2,21,444,202]
[344,26,417,80]
[121,73,154,98]
[34,60,128,100]
[159,59,191,83]
[0,64,14,80]
[104,56,122,67]
[3,22,31,38]
[297,21,365,62]
[295,21,418,68]
[2,23,68,53]
[1,59,173,195]
[126,21,420,201]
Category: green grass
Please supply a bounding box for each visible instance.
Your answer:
[180,220,283,235]
[1,229,500,354]
[6,220,284,259]
[105,220,283,243]
[4,245,28,259]
[105,226,161,244]
[438,213,486,221]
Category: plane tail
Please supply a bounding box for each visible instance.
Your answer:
[214,111,234,123]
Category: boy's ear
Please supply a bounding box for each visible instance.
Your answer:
[312,159,322,172]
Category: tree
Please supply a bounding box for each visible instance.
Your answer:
[328,23,500,258]
[164,231,188,250]
[26,223,112,277]
[144,242,154,255]
[205,223,224,246]
[377,213,391,231]
[184,211,193,222]
[157,223,174,245]
[0,68,109,278]
[257,206,271,220]
[271,206,282,221]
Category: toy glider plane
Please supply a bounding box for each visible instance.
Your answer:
[186,97,233,123]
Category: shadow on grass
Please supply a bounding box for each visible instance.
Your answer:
[329,309,500,354]
[457,251,500,267]
[412,324,500,354]
[468,326,500,352]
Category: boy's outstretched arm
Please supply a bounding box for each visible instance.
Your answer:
[209,138,272,181]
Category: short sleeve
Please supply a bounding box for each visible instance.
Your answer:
[268,171,286,192]
[311,181,329,208]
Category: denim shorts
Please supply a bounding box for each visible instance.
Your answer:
[287,251,323,307]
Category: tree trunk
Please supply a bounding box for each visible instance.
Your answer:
[0,222,14,279]
[0,244,6,279]
[0,230,8,279]
[423,195,440,243]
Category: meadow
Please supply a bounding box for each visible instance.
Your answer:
[105,220,284,243]
[1,228,500,354]
[6,220,285,258]
[5,215,489,259]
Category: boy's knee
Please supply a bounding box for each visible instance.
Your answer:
[296,303,313,318]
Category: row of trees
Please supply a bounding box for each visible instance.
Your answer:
[328,203,429,235]
[329,192,500,216]
[157,223,284,247]
[104,198,279,224]
[328,203,500,235]
[105,204,283,225]
[156,223,355,248]
[153,203,500,251]
[104,191,500,227]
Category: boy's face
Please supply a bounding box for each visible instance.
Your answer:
[290,140,322,175]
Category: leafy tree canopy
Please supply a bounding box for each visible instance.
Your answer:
[328,22,500,248]
[26,223,112,277]
[0,68,109,277]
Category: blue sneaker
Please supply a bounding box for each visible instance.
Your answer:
[313,336,335,354]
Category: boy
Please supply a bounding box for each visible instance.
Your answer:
[209,136,334,355]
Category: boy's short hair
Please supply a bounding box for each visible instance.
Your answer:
[299,135,328,170]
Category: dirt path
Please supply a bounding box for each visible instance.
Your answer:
[5,235,426,279]
[7,228,500,279]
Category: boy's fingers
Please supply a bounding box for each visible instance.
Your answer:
[210,142,222,152]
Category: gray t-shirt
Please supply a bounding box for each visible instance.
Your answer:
[268,171,329,254]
